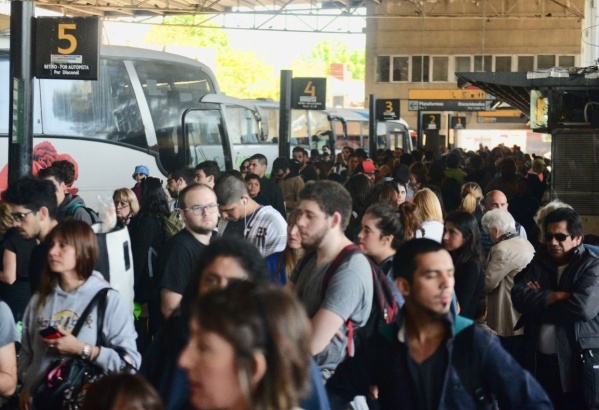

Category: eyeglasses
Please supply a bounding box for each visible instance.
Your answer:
[114,201,130,208]
[11,211,33,222]
[544,233,572,242]
[184,203,219,215]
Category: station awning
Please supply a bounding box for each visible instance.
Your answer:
[455,71,599,120]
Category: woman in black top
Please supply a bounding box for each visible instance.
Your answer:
[128,177,170,351]
[442,211,484,319]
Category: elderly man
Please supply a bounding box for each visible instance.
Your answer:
[512,208,599,409]
[481,209,535,366]
[480,190,527,257]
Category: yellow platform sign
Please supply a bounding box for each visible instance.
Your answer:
[408,89,487,100]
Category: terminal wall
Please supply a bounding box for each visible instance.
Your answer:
[364,0,584,142]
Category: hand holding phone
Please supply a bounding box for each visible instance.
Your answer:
[39,326,62,340]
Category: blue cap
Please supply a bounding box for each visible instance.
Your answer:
[132,165,150,179]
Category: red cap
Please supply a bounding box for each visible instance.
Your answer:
[362,161,377,174]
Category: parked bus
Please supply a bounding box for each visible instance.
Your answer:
[198,99,413,170]
[0,43,232,205]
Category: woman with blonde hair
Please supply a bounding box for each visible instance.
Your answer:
[113,187,140,226]
[413,187,444,243]
[459,182,485,223]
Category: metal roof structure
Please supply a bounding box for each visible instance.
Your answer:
[456,69,599,132]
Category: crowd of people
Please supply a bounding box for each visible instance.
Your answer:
[0,141,595,410]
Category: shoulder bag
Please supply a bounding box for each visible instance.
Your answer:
[33,287,134,410]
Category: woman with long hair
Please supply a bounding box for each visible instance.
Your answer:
[413,187,444,243]
[266,210,304,286]
[397,202,423,242]
[18,220,140,408]
[128,177,170,349]
[442,211,485,319]
[344,174,372,243]
[358,204,405,306]
[113,188,140,226]
[459,182,485,224]
[178,281,312,410]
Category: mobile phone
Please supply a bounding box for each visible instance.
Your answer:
[39,326,61,340]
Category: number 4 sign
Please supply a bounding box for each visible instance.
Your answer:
[291,77,326,110]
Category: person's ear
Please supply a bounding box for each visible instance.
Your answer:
[38,206,50,221]
[330,211,342,229]
[395,277,410,297]
[251,352,267,387]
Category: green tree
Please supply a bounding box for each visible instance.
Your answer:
[293,39,365,80]
[143,17,279,99]
[217,49,279,99]
[144,16,230,49]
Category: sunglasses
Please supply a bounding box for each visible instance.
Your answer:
[544,233,572,242]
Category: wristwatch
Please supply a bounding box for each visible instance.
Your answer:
[81,344,92,360]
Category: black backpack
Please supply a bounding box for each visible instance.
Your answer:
[301,244,399,357]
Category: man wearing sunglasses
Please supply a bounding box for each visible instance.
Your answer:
[512,207,599,410]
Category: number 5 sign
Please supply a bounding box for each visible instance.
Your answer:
[291,77,326,110]
[35,17,100,80]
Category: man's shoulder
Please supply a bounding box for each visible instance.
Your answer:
[256,205,286,223]
[163,230,204,255]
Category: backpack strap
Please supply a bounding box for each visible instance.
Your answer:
[66,202,83,217]
[452,324,488,409]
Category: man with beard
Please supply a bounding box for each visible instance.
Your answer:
[166,167,195,211]
[289,180,373,380]
[327,239,551,409]
[159,184,219,319]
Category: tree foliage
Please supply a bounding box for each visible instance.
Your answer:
[294,39,365,80]
[144,17,278,98]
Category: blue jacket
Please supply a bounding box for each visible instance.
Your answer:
[327,310,552,409]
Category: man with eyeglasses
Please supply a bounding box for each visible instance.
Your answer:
[512,207,599,409]
[2,177,59,293]
[158,183,219,319]
[166,168,195,212]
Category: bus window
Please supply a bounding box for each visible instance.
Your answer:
[132,59,215,172]
[225,106,260,144]
[40,59,144,144]
[184,109,228,170]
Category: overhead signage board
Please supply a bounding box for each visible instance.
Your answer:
[35,17,100,80]
[408,100,491,111]
[408,89,488,100]
[375,99,400,120]
[291,77,326,110]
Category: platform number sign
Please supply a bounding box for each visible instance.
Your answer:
[376,99,400,121]
[451,116,466,129]
[292,77,326,110]
[423,113,441,130]
[35,17,100,80]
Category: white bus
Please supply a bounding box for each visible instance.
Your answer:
[199,99,413,170]
[0,44,233,206]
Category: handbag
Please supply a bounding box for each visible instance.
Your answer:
[33,288,111,410]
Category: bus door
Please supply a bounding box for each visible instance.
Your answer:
[182,105,233,171]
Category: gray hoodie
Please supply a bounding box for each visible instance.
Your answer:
[18,272,141,390]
